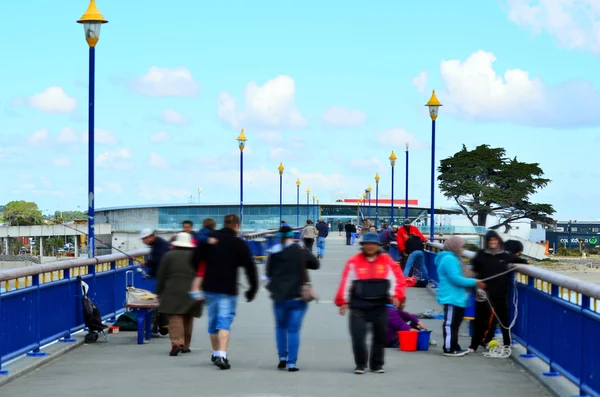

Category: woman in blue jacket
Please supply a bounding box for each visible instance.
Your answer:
[435,236,485,357]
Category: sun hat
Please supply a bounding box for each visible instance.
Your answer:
[139,228,155,239]
[359,232,381,245]
[172,232,196,248]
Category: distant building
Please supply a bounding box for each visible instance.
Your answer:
[546,221,600,250]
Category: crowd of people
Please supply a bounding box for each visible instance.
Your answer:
[139,215,527,373]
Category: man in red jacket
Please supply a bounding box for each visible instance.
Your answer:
[335,232,406,374]
[396,219,427,254]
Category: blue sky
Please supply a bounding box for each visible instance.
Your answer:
[1,0,599,220]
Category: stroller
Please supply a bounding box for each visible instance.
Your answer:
[78,276,108,343]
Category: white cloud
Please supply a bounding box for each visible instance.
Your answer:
[411,71,428,93]
[28,128,49,144]
[218,75,307,129]
[96,148,133,170]
[376,127,425,149]
[19,183,36,189]
[149,152,170,169]
[150,131,172,143]
[438,50,600,127]
[132,66,200,97]
[349,156,385,170]
[160,109,189,126]
[81,128,119,145]
[28,86,77,113]
[57,127,79,144]
[53,158,70,167]
[256,131,284,144]
[322,107,367,127]
[507,0,600,52]
[138,182,188,201]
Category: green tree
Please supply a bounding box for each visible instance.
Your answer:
[53,210,86,223]
[3,201,43,226]
[438,144,555,232]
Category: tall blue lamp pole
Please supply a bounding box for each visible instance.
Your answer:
[374,174,380,229]
[237,129,247,230]
[405,143,409,220]
[306,188,310,221]
[312,195,316,221]
[296,179,301,227]
[389,151,397,226]
[367,186,372,221]
[78,0,107,258]
[278,163,284,225]
[425,90,442,242]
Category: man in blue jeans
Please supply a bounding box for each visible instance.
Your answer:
[403,234,428,281]
[315,218,329,259]
[191,214,258,370]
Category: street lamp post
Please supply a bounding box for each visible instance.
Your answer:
[296,179,301,227]
[306,188,310,221]
[425,90,442,242]
[389,151,397,226]
[278,163,284,225]
[405,143,409,221]
[77,0,108,259]
[312,195,316,221]
[237,129,247,230]
[367,185,372,222]
[316,199,320,220]
[375,174,380,229]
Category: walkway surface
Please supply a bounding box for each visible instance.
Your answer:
[1,235,551,397]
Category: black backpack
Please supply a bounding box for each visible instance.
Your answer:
[82,294,106,332]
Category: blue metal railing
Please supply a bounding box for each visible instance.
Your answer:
[424,242,600,397]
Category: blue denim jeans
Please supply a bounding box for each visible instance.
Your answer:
[273,300,308,367]
[316,237,326,257]
[351,233,357,245]
[404,250,428,280]
[204,292,238,334]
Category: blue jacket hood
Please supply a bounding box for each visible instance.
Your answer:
[434,251,453,266]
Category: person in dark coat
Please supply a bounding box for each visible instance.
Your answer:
[156,232,203,356]
[140,228,171,278]
[338,222,344,236]
[344,221,353,245]
[265,226,320,372]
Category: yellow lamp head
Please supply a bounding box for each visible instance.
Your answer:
[296,178,301,186]
[368,185,372,192]
[425,89,443,120]
[236,129,247,150]
[278,162,284,175]
[375,173,380,184]
[77,0,108,48]
[306,188,310,194]
[312,195,316,200]
[389,150,397,167]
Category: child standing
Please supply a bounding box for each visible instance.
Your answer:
[435,236,485,357]
[386,298,427,347]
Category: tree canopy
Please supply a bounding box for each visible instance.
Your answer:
[3,201,43,226]
[438,144,555,231]
[53,210,86,223]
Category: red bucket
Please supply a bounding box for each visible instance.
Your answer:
[398,330,418,352]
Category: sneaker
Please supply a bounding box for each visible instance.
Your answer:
[278,360,287,370]
[288,367,299,372]
[371,367,385,374]
[354,367,365,374]
[169,345,183,356]
[182,348,191,354]
[211,354,218,364]
[215,356,231,370]
[467,348,475,354]
[443,350,468,357]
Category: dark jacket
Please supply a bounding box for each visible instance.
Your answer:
[266,243,320,302]
[147,236,170,278]
[195,227,214,245]
[344,223,353,235]
[156,249,202,317]
[338,223,344,231]
[316,221,329,238]
[191,228,258,297]
[405,235,425,254]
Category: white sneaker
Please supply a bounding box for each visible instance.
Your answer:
[467,348,475,354]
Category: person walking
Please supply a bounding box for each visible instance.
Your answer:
[435,236,485,357]
[338,222,344,236]
[335,232,406,374]
[315,218,329,259]
[156,232,203,356]
[265,226,320,371]
[191,214,258,370]
[300,220,318,252]
[344,221,353,245]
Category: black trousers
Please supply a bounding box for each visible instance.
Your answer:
[470,296,511,349]
[349,307,387,369]
[443,304,465,352]
[303,238,315,251]
[345,233,352,245]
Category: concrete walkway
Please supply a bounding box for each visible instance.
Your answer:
[0,235,550,397]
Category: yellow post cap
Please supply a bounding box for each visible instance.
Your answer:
[312,195,316,200]
[375,173,380,183]
[425,90,443,107]
[77,0,108,23]
[296,178,301,185]
[236,129,247,142]
[389,150,397,161]
[278,162,284,173]
[306,188,310,193]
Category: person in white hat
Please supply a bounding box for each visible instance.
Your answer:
[156,232,202,356]
[139,228,171,278]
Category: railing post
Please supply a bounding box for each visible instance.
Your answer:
[542,283,560,377]
[520,275,536,358]
[59,268,76,343]
[110,260,118,320]
[580,295,590,397]
[26,274,47,357]
[0,287,8,375]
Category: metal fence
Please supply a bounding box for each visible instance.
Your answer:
[424,241,600,397]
